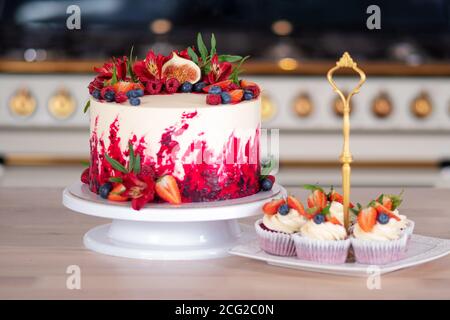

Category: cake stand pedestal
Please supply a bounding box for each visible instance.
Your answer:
[62,182,282,260]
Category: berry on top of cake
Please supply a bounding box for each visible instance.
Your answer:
[85,33,260,111]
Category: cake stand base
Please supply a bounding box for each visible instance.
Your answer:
[63,182,282,260]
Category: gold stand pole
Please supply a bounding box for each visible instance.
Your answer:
[327,53,366,230]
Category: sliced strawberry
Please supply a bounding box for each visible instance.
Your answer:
[357,207,377,232]
[113,81,135,94]
[327,216,342,226]
[229,89,244,104]
[240,79,257,88]
[287,195,308,217]
[262,199,286,215]
[307,189,327,211]
[329,190,354,208]
[202,80,233,92]
[381,195,392,210]
[108,183,128,202]
[372,202,400,221]
[155,175,181,204]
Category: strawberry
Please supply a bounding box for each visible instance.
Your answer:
[108,183,128,202]
[379,192,403,211]
[240,79,257,88]
[202,80,233,92]
[155,175,181,204]
[329,189,354,208]
[327,216,342,225]
[262,199,286,215]
[229,89,244,104]
[287,195,308,217]
[113,81,135,94]
[357,207,377,232]
[240,80,260,98]
[307,189,327,211]
[372,202,401,221]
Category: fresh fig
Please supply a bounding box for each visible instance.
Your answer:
[161,53,201,84]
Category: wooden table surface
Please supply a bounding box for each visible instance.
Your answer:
[0,187,449,300]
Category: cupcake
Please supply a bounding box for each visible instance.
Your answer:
[255,196,308,256]
[351,192,414,265]
[293,191,351,264]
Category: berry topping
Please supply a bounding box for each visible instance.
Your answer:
[113,81,135,94]
[278,203,290,215]
[80,168,89,184]
[357,207,378,232]
[155,175,181,204]
[313,214,325,224]
[287,195,308,217]
[101,87,115,102]
[377,213,390,224]
[260,177,273,191]
[266,175,275,184]
[99,182,113,199]
[328,188,354,208]
[180,82,193,93]
[229,89,244,103]
[146,79,163,95]
[371,202,401,221]
[92,89,101,100]
[193,81,207,92]
[304,185,327,214]
[208,85,222,94]
[206,94,221,105]
[138,164,156,180]
[165,78,180,94]
[108,183,128,202]
[243,90,254,100]
[220,92,231,104]
[262,199,286,215]
[115,92,128,103]
[129,97,141,106]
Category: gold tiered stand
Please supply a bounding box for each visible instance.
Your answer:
[327,53,366,230]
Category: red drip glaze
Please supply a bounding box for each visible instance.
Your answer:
[89,111,260,202]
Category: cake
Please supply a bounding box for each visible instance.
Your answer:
[350,193,414,265]
[80,34,272,210]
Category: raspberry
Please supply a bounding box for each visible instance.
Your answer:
[228,83,240,90]
[245,85,260,98]
[206,94,221,105]
[146,80,163,95]
[81,168,90,184]
[115,92,128,103]
[165,78,180,94]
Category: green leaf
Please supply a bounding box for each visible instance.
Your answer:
[128,142,135,172]
[303,184,324,193]
[133,154,141,174]
[187,47,199,64]
[306,207,318,215]
[109,177,123,183]
[322,204,331,216]
[197,33,208,62]
[350,207,359,215]
[105,154,128,173]
[210,33,216,56]
[81,160,90,167]
[83,100,90,113]
[110,63,118,86]
[218,55,243,62]
[127,46,138,82]
[260,157,276,176]
[230,55,250,83]
[377,193,384,203]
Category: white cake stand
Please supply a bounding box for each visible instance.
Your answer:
[62,182,283,260]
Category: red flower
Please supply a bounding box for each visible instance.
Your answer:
[133,50,165,83]
[93,56,128,81]
[207,54,232,84]
[122,173,155,210]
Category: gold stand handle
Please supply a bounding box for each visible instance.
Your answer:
[327,52,366,230]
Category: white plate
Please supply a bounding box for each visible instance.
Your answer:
[64,181,282,222]
[229,230,450,276]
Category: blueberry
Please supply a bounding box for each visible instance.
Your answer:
[193,81,207,92]
[92,89,101,99]
[129,97,141,106]
[208,85,222,94]
[126,90,137,98]
[104,90,115,102]
[99,182,113,199]
[260,178,273,191]
[221,92,231,104]
[135,89,144,97]
[180,82,193,93]
[377,213,390,224]
[243,91,254,100]
[278,203,290,215]
[313,214,325,224]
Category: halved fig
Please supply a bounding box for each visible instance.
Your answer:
[161,53,201,84]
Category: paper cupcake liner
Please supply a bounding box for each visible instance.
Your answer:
[292,233,351,264]
[254,219,296,257]
[351,220,414,265]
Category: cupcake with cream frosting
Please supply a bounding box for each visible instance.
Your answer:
[292,187,351,264]
[351,192,414,265]
[255,196,308,256]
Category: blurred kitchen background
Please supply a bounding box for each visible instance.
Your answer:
[1,0,450,188]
